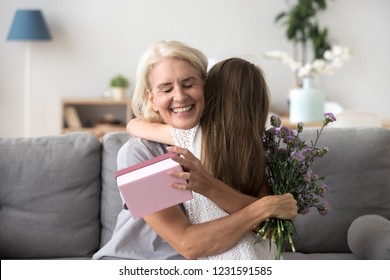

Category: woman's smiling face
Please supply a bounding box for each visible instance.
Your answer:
[147,57,205,130]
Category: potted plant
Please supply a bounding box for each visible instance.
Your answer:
[266,0,351,86]
[110,74,129,100]
[265,0,351,122]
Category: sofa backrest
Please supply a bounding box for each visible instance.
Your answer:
[0,132,101,259]
[99,132,131,247]
[289,127,390,253]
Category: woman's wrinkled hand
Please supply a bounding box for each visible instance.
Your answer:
[166,146,213,195]
[261,193,298,221]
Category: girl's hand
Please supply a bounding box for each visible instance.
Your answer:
[166,146,213,195]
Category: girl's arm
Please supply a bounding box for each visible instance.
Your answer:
[128,121,268,214]
[144,193,297,259]
[127,117,174,145]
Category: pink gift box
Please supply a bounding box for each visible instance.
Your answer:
[115,152,193,219]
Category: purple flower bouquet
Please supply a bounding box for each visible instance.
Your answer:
[256,113,336,260]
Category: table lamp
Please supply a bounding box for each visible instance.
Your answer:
[7,9,52,137]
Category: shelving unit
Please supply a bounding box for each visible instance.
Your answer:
[62,98,132,141]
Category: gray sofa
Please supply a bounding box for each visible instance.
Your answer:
[1,128,389,260]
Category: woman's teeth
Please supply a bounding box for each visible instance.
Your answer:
[171,105,192,113]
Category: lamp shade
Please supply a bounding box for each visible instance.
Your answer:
[7,10,51,41]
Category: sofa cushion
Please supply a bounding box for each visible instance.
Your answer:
[347,215,390,259]
[99,132,131,247]
[0,132,101,259]
[288,127,390,254]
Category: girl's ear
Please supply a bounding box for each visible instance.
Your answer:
[147,90,159,112]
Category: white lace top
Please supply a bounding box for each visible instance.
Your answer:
[171,125,277,260]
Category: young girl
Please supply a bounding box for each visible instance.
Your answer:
[127,57,281,259]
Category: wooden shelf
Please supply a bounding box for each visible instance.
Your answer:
[62,98,132,141]
[62,125,127,140]
[382,119,390,128]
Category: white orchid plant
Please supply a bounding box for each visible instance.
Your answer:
[268,0,352,87]
[265,45,351,86]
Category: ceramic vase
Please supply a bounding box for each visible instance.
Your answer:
[289,77,325,123]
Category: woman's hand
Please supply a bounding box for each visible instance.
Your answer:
[259,193,298,221]
[166,146,212,195]
[166,146,259,213]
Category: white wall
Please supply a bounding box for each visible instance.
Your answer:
[1,0,389,138]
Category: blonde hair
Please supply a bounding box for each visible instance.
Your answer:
[200,58,270,196]
[132,40,208,122]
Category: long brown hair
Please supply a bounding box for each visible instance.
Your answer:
[200,58,270,196]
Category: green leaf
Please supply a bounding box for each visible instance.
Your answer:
[275,11,287,23]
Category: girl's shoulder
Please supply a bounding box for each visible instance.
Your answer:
[171,124,202,158]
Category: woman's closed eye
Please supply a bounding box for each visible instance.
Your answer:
[163,87,174,93]
[182,82,194,89]
[157,85,174,94]
[182,76,199,89]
